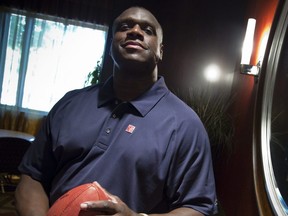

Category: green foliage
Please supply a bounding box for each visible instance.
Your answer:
[176,87,235,161]
[85,60,102,86]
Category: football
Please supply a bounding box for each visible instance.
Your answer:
[47,182,111,216]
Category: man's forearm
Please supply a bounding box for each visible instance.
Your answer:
[15,175,49,216]
[145,207,204,216]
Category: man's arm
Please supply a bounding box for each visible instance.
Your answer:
[155,207,204,216]
[15,174,49,216]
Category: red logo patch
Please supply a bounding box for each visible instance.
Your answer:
[125,124,136,133]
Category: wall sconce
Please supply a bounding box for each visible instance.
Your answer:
[240,18,260,76]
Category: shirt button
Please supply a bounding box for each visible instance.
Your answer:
[106,128,111,134]
[112,114,117,118]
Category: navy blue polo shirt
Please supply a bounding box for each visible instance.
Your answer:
[19,76,217,215]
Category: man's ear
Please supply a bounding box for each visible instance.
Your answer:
[109,38,113,57]
[159,43,164,61]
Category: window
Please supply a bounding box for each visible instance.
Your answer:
[0,10,108,112]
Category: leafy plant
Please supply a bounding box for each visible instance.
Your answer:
[176,87,235,161]
[85,59,102,86]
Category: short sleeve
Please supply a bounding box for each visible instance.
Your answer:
[165,116,217,215]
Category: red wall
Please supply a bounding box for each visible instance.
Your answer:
[214,0,279,215]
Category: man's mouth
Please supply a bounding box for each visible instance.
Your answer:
[121,41,147,50]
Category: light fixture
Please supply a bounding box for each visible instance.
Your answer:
[240,18,260,76]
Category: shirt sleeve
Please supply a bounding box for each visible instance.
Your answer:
[165,115,218,215]
[18,112,56,194]
[18,89,81,193]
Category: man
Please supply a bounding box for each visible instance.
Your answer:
[15,6,217,216]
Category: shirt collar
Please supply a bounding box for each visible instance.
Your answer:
[98,76,115,107]
[98,76,169,117]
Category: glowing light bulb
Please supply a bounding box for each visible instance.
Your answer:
[241,18,256,65]
[204,64,221,82]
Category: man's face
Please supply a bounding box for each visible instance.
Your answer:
[111,7,163,69]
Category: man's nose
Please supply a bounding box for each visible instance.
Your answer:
[127,24,144,38]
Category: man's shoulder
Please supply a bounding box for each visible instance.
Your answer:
[49,84,101,114]
[164,92,198,117]
[64,84,101,98]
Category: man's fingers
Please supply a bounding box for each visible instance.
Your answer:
[80,200,117,214]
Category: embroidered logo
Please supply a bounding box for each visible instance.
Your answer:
[125,124,136,133]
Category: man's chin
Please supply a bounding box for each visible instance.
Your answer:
[117,58,156,71]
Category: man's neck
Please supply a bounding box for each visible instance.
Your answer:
[113,70,158,101]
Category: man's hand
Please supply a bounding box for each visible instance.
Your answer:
[80,188,137,216]
[79,182,204,216]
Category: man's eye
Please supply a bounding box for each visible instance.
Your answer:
[144,27,154,35]
[119,24,129,31]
